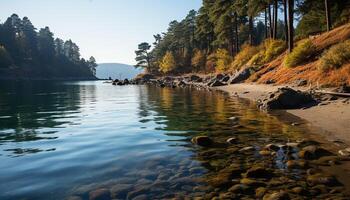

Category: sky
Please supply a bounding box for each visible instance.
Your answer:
[0,0,202,65]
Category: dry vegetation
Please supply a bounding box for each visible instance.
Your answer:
[247,23,350,87]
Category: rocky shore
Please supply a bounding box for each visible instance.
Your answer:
[98,73,350,200]
[111,71,350,145]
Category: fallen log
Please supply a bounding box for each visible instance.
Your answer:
[314,90,350,97]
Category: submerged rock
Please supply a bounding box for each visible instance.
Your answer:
[307,173,340,186]
[245,167,274,179]
[89,188,111,200]
[191,136,213,147]
[265,144,280,152]
[110,184,133,199]
[258,87,315,110]
[298,145,333,160]
[263,191,290,200]
[226,137,238,144]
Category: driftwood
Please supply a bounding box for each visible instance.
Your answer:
[314,90,350,97]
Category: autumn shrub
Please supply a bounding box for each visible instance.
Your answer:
[0,46,13,68]
[231,44,259,69]
[205,52,217,72]
[215,48,232,72]
[264,39,286,62]
[319,40,350,71]
[159,51,176,73]
[284,39,316,68]
[248,39,286,66]
[191,49,206,72]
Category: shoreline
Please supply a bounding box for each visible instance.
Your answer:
[217,83,350,145]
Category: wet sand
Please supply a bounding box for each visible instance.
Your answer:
[218,83,350,145]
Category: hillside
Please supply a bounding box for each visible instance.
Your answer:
[248,23,350,87]
[96,63,143,80]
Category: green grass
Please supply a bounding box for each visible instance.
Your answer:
[319,40,350,71]
[284,39,315,68]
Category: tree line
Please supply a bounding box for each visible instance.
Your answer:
[135,0,350,74]
[0,14,97,78]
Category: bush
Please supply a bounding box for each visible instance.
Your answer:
[205,52,217,72]
[191,49,206,72]
[284,39,315,68]
[248,39,286,66]
[264,39,286,62]
[319,40,350,71]
[215,48,232,72]
[0,45,13,68]
[231,44,259,69]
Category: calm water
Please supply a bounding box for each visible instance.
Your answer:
[0,81,346,200]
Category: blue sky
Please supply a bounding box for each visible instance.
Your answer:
[0,0,202,64]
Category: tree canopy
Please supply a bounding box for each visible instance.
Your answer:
[135,0,350,75]
[0,14,97,79]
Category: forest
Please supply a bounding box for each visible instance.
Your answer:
[135,0,350,78]
[0,14,97,79]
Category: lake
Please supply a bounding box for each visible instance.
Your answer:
[0,81,348,200]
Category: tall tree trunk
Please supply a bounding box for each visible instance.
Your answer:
[268,4,273,38]
[273,0,278,39]
[235,14,239,54]
[287,0,294,52]
[249,16,254,45]
[265,5,268,39]
[325,0,331,31]
[283,0,289,45]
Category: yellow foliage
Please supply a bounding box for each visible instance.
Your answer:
[191,49,206,71]
[284,39,315,68]
[231,44,259,69]
[215,48,232,72]
[319,40,350,71]
[159,51,176,73]
[248,39,286,66]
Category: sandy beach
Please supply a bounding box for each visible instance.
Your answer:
[218,83,350,145]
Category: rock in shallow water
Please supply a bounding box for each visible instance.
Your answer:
[298,145,333,160]
[89,188,111,200]
[245,167,274,179]
[191,136,213,147]
[263,191,290,200]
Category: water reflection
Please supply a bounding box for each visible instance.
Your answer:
[0,81,96,156]
[0,82,347,200]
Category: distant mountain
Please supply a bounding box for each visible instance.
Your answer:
[96,63,143,80]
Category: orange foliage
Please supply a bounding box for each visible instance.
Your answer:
[249,23,350,87]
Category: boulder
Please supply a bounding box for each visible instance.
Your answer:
[123,79,130,85]
[191,136,213,147]
[230,67,253,84]
[215,74,224,80]
[258,87,315,110]
[190,75,201,82]
[298,145,333,160]
[221,75,230,82]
